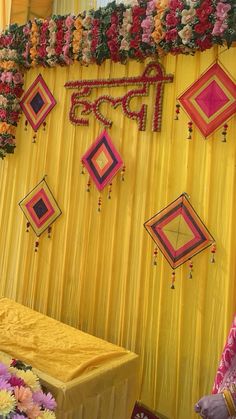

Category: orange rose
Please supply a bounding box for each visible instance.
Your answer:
[0,122,14,134]
[0,60,17,70]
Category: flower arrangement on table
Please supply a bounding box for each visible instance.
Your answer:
[0,358,57,418]
[0,0,235,159]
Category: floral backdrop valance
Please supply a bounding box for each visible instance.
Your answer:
[0,0,235,158]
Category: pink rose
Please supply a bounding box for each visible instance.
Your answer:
[212,21,228,35]
[1,71,13,83]
[216,2,231,19]
[0,109,7,119]
[142,34,151,43]
[13,72,23,84]
[65,15,74,28]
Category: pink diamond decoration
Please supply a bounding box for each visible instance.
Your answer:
[178,63,236,138]
[195,80,229,118]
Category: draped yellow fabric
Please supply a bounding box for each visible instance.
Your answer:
[0,0,11,30]
[53,0,97,14]
[1,38,236,419]
[10,0,53,25]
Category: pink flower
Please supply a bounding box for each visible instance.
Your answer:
[0,377,12,390]
[65,15,74,28]
[216,2,231,20]
[32,390,57,411]
[14,386,34,413]
[64,31,71,42]
[23,25,31,35]
[141,18,152,30]
[13,72,23,85]
[2,35,13,46]
[142,34,151,43]
[212,21,228,35]
[1,71,13,83]
[0,109,7,119]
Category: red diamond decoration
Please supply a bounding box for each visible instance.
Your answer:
[19,179,61,237]
[82,130,123,191]
[144,194,214,269]
[178,63,236,138]
[20,74,56,131]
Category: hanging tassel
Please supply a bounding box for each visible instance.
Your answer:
[26,221,30,232]
[108,183,112,199]
[24,120,28,131]
[81,161,85,175]
[210,243,216,263]
[98,196,102,212]
[121,165,126,181]
[34,239,39,252]
[188,259,193,279]
[43,121,46,131]
[32,132,37,143]
[175,103,180,120]
[171,271,176,289]
[153,247,158,266]
[221,123,228,143]
[86,178,91,192]
[47,226,52,238]
[187,121,193,139]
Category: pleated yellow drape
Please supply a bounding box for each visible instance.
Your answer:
[0,0,11,30]
[0,45,236,418]
[53,0,96,14]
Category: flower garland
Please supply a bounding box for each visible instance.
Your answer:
[0,0,235,158]
[0,358,56,418]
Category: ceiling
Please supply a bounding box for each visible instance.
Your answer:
[10,0,53,25]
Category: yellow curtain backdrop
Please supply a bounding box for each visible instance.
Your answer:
[53,0,97,14]
[0,0,11,29]
[1,35,236,419]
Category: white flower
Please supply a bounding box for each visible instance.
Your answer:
[181,8,196,24]
[178,24,193,44]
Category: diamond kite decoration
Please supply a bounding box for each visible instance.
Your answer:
[19,178,62,237]
[82,130,123,191]
[178,62,236,138]
[131,401,168,419]
[20,74,56,131]
[144,194,214,270]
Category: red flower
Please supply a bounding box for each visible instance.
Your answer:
[196,4,213,22]
[14,86,24,97]
[166,12,180,27]
[196,36,212,51]
[169,0,184,10]
[195,21,212,34]
[0,109,7,119]
[9,111,20,122]
[165,28,178,41]
[132,6,146,18]
[56,29,64,42]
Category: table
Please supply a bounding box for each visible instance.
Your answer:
[0,298,140,418]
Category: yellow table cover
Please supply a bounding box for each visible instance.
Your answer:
[0,298,140,418]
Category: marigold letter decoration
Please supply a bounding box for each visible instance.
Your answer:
[178,62,236,140]
[144,193,215,288]
[65,62,173,132]
[19,178,62,251]
[20,74,56,142]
